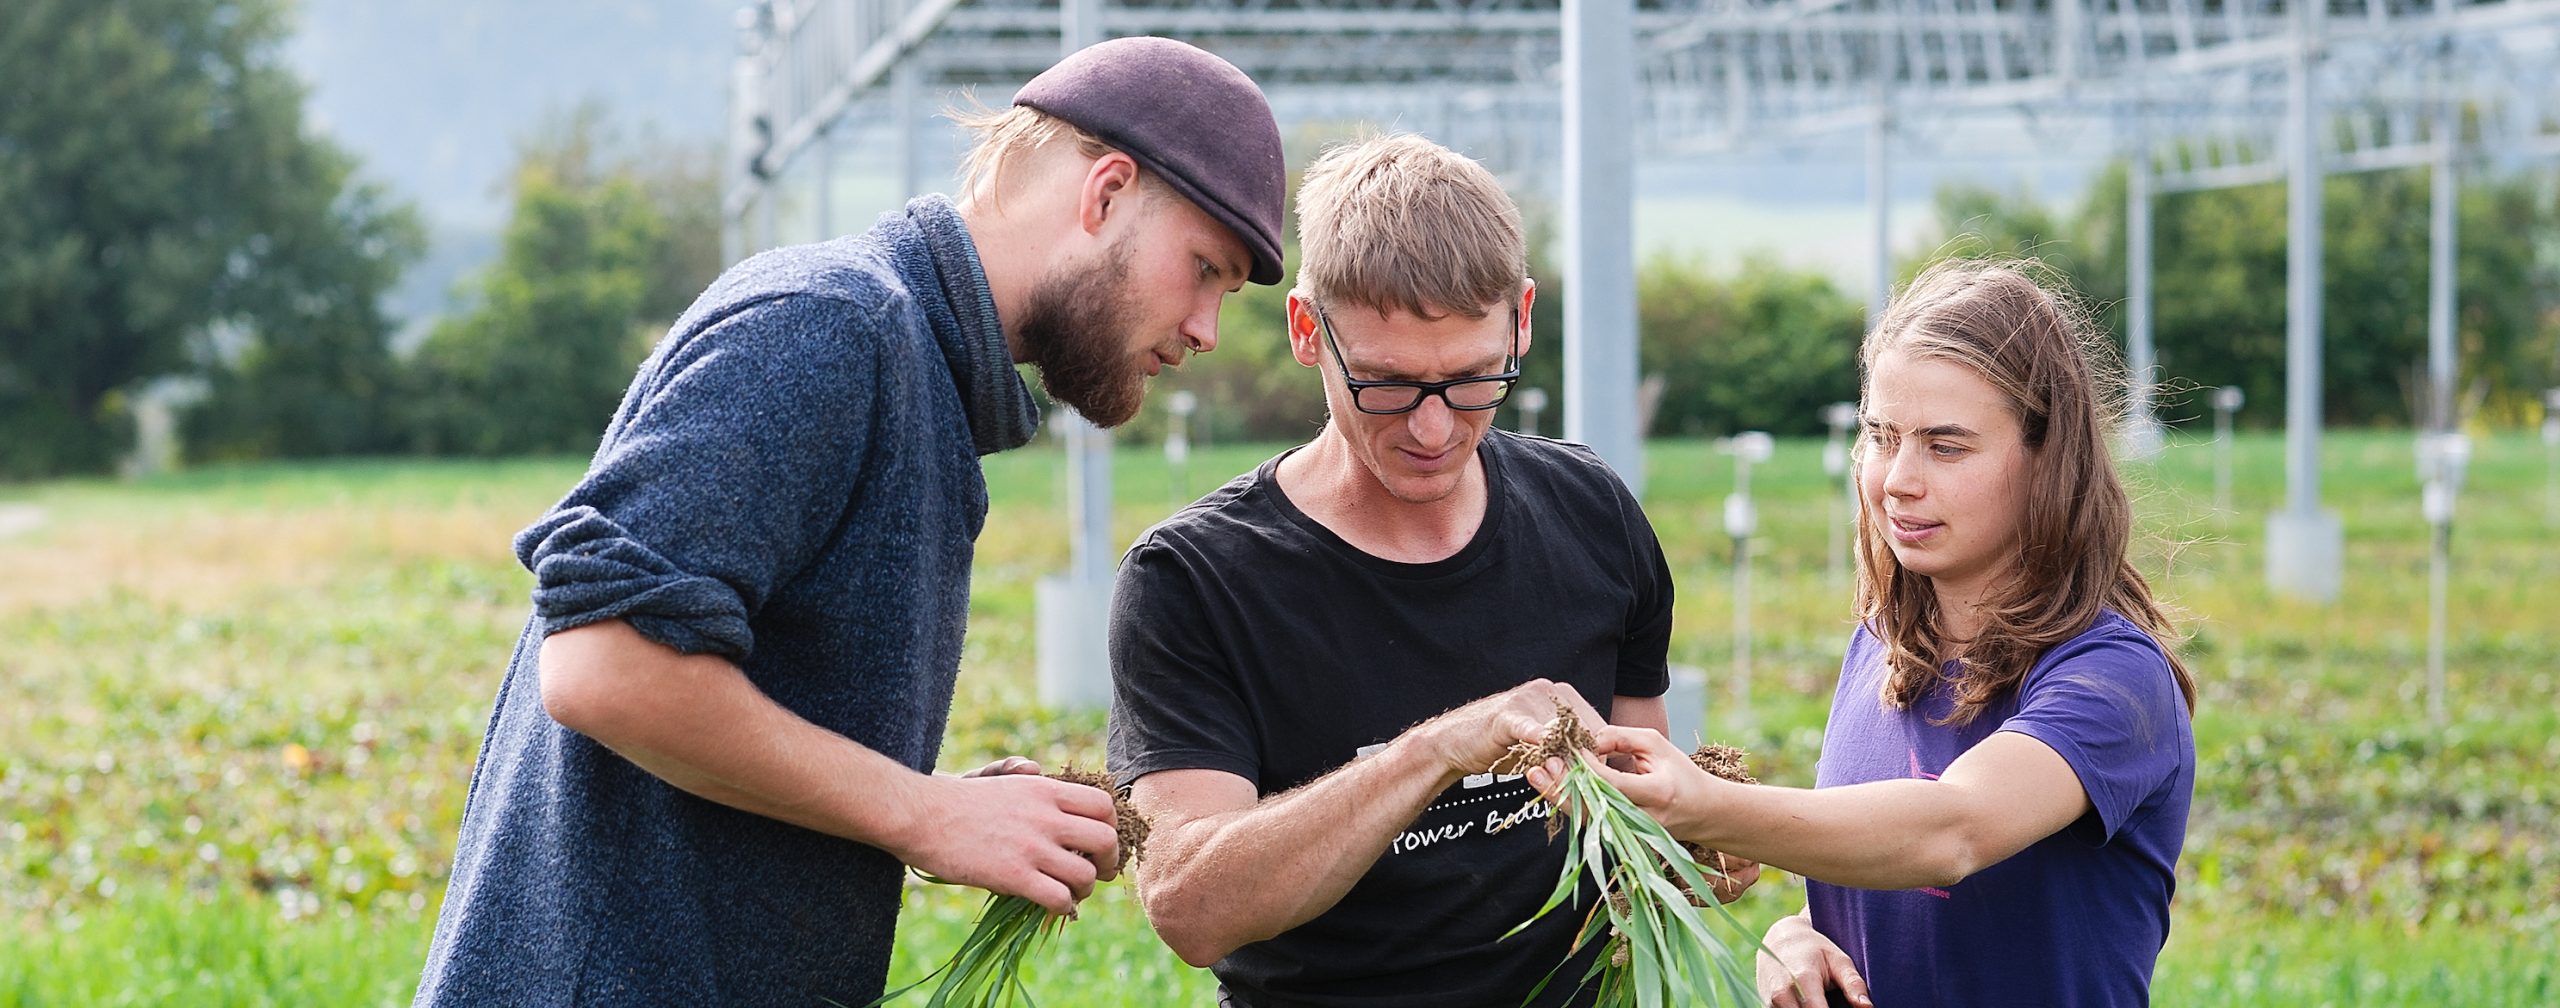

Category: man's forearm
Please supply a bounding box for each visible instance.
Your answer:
[540,620,1122,914]
[539,620,929,849]
[1138,734,1465,965]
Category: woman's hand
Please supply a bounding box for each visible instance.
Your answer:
[1522,723,1718,838]
[1757,911,1870,1008]
[1524,725,1761,900]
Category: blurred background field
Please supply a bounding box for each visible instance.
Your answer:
[2,430,2554,1006]
[10,1,2560,1004]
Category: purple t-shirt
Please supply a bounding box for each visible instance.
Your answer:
[1805,610,2193,1008]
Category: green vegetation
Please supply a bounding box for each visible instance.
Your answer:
[0,0,424,476]
[3,430,2555,1004]
[397,105,721,457]
[0,2,717,477]
[1919,163,2560,425]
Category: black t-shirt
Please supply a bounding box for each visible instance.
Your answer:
[1107,430,1675,1008]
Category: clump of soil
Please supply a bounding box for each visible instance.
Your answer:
[1689,743,1757,785]
[1491,701,1596,775]
[1605,889,1636,967]
[1675,742,1757,907]
[1048,767,1150,867]
[1490,702,1597,840]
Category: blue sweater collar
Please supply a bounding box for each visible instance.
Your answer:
[905,195,1040,456]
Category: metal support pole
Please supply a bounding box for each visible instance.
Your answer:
[2418,430,2468,726]
[1842,437,1860,580]
[2265,9,2342,602]
[1518,387,1550,438]
[1822,402,1857,584]
[723,206,746,268]
[894,59,923,201]
[724,25,760,267]
[757,187,779,257]
[2284,36,2322,519]
[1037,0,1117,710]
[2544,389,2560,525]
[1066,414,1114,586]
[1064,0,1102,61]
[2428,108,2458,443]
[1563,0,1643,496]
[2424,97,2460,727]
[2054,0,2082,85]
[815,128,835,240]
[1731,532,1752,729]
[1723,433,1772,735]
[1058,0,1108,586]
[1868,105,1892,328]
[2125,135,2164,457]
[1165,390,1197,505]
[2212,387,2244,522]
[2427,519,2450,723]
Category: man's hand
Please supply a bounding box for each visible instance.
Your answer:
[1417,678,1605,784]
[890,772,1123,916]
[960,756,1043,779]
[1757,911,1870,1008]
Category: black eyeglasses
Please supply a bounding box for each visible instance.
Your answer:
[1314,304,1523,416]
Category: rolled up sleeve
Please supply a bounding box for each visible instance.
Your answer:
[511,293,881,662]
[517,507,757,658]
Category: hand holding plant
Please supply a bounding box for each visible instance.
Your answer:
[864,768,1151,1008]
[1494,704,1768,1007]
[1521,723,1748,845]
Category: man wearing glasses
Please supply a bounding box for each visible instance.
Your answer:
[1107,133,1750,1007]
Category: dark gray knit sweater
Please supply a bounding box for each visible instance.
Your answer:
[415,196,1039,1007]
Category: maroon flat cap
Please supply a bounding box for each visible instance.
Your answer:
[1015,36,1287,285]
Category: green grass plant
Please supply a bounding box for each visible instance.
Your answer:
[1499,706,1761,1008]
[0,883,429,1008]
[865,891,1060,1008]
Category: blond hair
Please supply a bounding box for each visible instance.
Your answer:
[1854,259,2195,726]
[950,103,1147,204]
[1293,133,1525,319]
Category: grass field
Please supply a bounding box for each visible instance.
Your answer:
[2,429,2555,1005]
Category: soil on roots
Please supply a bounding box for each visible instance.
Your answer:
[1678,743,1757,906]
[1048,767,1150,867]
[1491,701,1596,775]
[1689,743,1757,785]
[1490,702,1597,841]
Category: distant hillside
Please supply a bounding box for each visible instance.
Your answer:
[283,0,735,334]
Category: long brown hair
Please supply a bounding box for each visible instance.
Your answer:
[1853,260,2195,726]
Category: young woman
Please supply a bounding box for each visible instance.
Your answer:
[1528,260,2197,1007]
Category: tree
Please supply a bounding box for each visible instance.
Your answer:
[1910,161,2559,428]
[186,170,426,460]
[0,0,418,476]
[1638,255,1865,437]
[400,106,718,456]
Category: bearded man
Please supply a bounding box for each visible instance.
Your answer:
[414,37,1286,1007]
